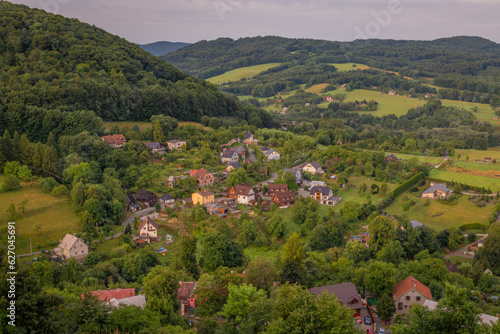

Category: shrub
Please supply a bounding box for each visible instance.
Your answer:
[3,175,21,190]
[40,177,59,192]
[390,172,424,198]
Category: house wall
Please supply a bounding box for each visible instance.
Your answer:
[302,165,318,175]
[267,153,280,160]
[394,288,430,314]
[63,240,88,260]
[237,193,255,204]
[140,222,157,238]
[421,192,436,199]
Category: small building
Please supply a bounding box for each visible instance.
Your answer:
[227,183,256,205]
[129,203,141,212]
[308,282,363,316]
[192,190,215,205]
[221,150,239,164]
[126,193,137,211]
[109,295,147,309]
[261,147,281,160]
[421,182,453,199]
[135,189,158,207]
[283,168,302,182]
[177,282,197,316]
[388,90,396,95]
[137,216,159,242]
[102,134,127,149]
[272,191,295,207]
[309,186,341,206]
[266,184,289,196]
[205,202,230,217]
[55,234,89,261]
[243,132,259,146]
[302,161,324,176]
[191,168,215,188]
[324,96,334,102]
[225,162,243,172]
[393,276,433,314]
[385,154,399,163]
[309,180,327,188]
[86,288,135,302]
[159,193,175,205]
[167,140,187,151]
[145,142,166,154]
[410,220,423,228]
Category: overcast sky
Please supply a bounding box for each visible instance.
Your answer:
[9,0,500,44]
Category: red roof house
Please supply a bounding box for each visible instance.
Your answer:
[83,288,135,301]
[393,276,433,314]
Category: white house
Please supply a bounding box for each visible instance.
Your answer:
[283,168,302,182]
[302,161,324,175]
[261,147,281,160]
[228,183,256,205]
[55,234,89,261]
[221,150,239,164]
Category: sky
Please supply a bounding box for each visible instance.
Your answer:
[9,0,500,44]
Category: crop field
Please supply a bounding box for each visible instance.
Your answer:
[429,169,500,190]
[305,83,329,94]
[0,184,81,254]
[207,63,281,85]
[384,192,495,231]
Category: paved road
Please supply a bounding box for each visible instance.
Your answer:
[444,234,488,259]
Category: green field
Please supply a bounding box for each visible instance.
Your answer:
[441,100,497,124]
[429,169,500,190]
[207,63,281,85]
[384,152,444,164]
[453,161,500,172]
[327,176,397,207]
[384,192,494,231]
[328,63,369,71]
[454,148,500,161]
[0,184,82,254]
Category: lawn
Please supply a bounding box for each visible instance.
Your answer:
[452,161,500,172]
[329,63,370,71]
[0,184,82,254]
[382,152,444,164]
[454,148,500,161]
[440,100,497,125]
[328,176,397,208]
[429,169,500,190]
[207,63,281,85]
[306,83,329,94]
[244,247,280,263]
[384,192,494,231]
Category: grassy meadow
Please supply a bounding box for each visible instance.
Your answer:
[429,169,500,190]
[0,182,81,254]
[103,121,211,132]
[207,63,281,85]
[329,63,370,71]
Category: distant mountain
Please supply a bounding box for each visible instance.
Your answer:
[138,41,191,56]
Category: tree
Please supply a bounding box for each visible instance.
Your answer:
[370,183,380,194]
[220,283,267,325]
[200,232,244,271]
[245,258,279,292]
[177,234,199,279]
[376,240,405,265]
[18,134,32,166]
[41,145,58,177]
[18,199,28,215]
[226,168,248,188]
[369,216,395,252]
[32,142,44,174]
[358,183,367,195]
[143,265,180,324]
[380,183,388,195]
[268,215,286,238]
[280,233,307,285]
[476,222,500,273]
[4,175,21,190]
[364,261,396,297]
[6,203,16,219]
[153,120,166,143]
[376,293,396,323]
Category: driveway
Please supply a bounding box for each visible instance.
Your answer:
[444,235,487,259]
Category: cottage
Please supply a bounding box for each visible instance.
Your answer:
[135,189,158,207]
[55,234,89,261]
[177,282,197,316]
[261,147,281,160]
[272,191,295,207]
[302,161,324,176]
[137,216,159,241]
[102,134,127,149]
[167,140,187,151]
[308,282,363,315]
[228,183,256,205]
[221,150,239,164]
[385,154,399,163]
[324,96,334,102]
[388,90,396,95]
[145,142,166,154]
[225,162,243,172]
[421,182,453,199]
[266,184,289,196]
[159,193,175,205]
[309,186,341,206]
[191,168,215,188]
[205,202,230,217]
[192,190,215,205]
[393,276,433,314]
[243,132,259,146]
[126,193,137,211]
[129,203,141,212]
[283,168,302,182]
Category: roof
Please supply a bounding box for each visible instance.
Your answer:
[231,145,246,154]
[160,193,174,201]
[308,282,363,310]
[263,148,278,156]
[222,150,238,158]
[85,288,135,301]
[137,216,159,232]
[125,193,135,204]
[385,154,398,161]
[130,203,141,209]
[167,140,183,144]
[227,162,243,169]
[273,191,295,202]
[102,134,126,145]
[422,183,451,194]
[306,161,322,170]
[177,282,197,300]
[59,234,86,251]
[445,261,461,274]
[231,183,254,196]
[192,168,212,179]
[135,189,155,201]
[109,294,146,308]
[410,220,423,228]
[283,168,300,175]
[195,190,214,197]
[310,186,332,197]
[145,142,163,149]
[393,276,433,301]
[244,132,253,139]
[268,184,289,193]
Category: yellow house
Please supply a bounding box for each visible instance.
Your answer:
[192,190,215,205]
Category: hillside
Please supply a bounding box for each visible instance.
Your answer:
[0,2,260,142]
[138,41,191,56]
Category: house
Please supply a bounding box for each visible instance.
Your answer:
[308,282,363,315]
[167,175,187,188]
[421,182,453,199]
[423,300,498,326]
[137,216,159,241]
[385,154,399,163]
[388,90,396,95]
[135,189,158,207]
[228,183,256,205]
[445,261,461,274]
[191,168,215,188]
[126,193,137,212]
[410,220,423,228]
[478,239,485,247]
[102,134,127,148]
[243,132,259,146]
[177,281,197,316]
[283,168,302,182]
[55,234,89,261]
[145,142,166,154]
[272,191,295,207]
[86,288,135,302]
[225,162,243,172]
[324,96,334,102]
[129,203,141,212]
[231,145,247,161]
[109,295,147,308]
[485,157,492,162]
[159,193,175,205]
[393,276,433,314]
[167,140,187,151]
[192,190,215,205]
[221,138,240,148]
[221,150,239,164]
[302,161,324,176]
[266,184,289,196]
[309,186,342,206]
[205,202,230,217]
[261,147,281,160]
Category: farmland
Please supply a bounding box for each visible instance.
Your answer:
[429,169,500,190]
[207,63,281,85]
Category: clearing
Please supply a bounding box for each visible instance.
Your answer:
[207,63,281,85]
[429,169,500,190]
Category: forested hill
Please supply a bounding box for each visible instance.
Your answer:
[138,41,191,56]
[0,2,258,141]
[163,36,500,79]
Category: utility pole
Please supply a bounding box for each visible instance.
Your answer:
[30,238,32,255]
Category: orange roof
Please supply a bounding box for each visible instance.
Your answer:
[84,288,135,301]
[193,168,211,179]
[393,276,433,301]
[102,134,126,145]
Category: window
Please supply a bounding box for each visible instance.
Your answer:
[398,302,403,310]
[406,296,410,301]
[416,296,421,301]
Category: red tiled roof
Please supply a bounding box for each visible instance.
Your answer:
[102,134,126,145]
[393,276,433,301]
[177,282,197,300]
[84,288,135,301]
[193,168,211,179]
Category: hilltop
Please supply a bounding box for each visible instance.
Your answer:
[138,41,191,56]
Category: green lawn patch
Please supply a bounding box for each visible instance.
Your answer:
[207,63,281,85]
[429,169,500,190]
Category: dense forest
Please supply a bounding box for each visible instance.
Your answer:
[0,2,279,142]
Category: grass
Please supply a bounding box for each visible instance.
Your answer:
[244,247,280,263]
[329,63,370,71]
[384,192,494,231]
[207,63,281,85]
[446,256,473,264]
[429,169,500,190]
[328,176,397,208]
[305,83,329,94]
[452,161,500,172]
[454,148,500,161]
[103,121,150,131]
[382,152,444,164]
[0,184,81,254]
[440,100,497,124]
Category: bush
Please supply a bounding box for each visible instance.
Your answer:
[40,177,59,192]
[3,175,21,190]
[52,185,69,196]
[391,172,424,198]
[423,198,431,206]
[459,223,486,231]
[468,232,477,243]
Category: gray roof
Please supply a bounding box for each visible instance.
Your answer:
[283,168,300,175]
[309,186,332,197]
[221,150,237,158]
[160,193,174,201]
[410,220,423,228]
[422,183,451,194]
[146,142,163,149]
[244,132,253,139]
[308,282,363,310]
[307,161,322,170]
[228,162,243,169]
[231,145,246,154]
[110,295,146,308]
